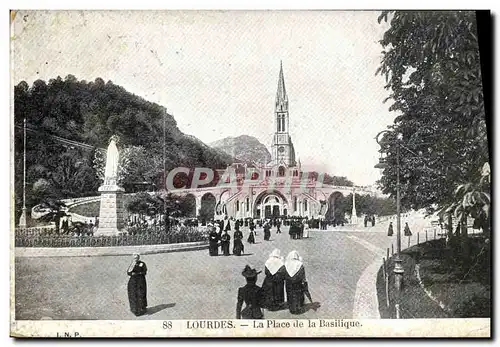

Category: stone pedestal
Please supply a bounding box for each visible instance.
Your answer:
[95,183,125,236]
[19,206,28,228]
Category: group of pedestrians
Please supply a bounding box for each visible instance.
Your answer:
[208,224,245,257]
[207,216,286,257]
[364,215,376,227]
[288,219,310,239]
[236,249,313,319]
[387,221,413,236]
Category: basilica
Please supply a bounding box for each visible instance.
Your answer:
[177,63,372,222]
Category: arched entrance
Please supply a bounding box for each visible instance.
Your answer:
[200,193,216,222]
[253,190,288,219]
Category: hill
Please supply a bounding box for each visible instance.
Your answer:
[13,75,233,220]
[210,135,271,165]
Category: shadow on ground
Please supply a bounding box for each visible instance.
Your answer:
[146,303,176,315]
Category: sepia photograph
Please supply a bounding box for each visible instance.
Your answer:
[9,9,491,338]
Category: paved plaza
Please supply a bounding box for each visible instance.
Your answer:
[15,226,399,320]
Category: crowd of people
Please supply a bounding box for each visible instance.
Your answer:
[206,215,314,257]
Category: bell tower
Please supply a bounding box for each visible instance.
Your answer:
[271,61,296,167]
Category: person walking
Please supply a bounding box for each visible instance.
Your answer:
[236,266,264,319]
[208,224,220,256]
[233,228,245,256]
[261,249,286,311]
[404,222,412,236]
[221,230,231,256]
[263,221,271,241]
[387,222,394,236]
[302,219,310,238]
[247,221,256,244]
[127,253,148,316]
[284,251,307,314]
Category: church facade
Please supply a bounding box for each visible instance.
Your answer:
[174,63,372,221]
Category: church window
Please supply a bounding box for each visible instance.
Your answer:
[246,197,250,211]
[293,196,297,211]
[278,166,285,177]
[236,200,239,212]
[281,116,286,132]
[304,199,308,211]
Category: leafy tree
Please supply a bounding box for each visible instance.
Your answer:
[14,75,234,222]
[376,11,489,216]
[33,199,68,234]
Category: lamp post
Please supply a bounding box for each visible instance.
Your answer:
[19,117,27,227]
[375,130,404,291]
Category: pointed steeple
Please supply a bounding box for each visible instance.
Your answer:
[276,61,288,111]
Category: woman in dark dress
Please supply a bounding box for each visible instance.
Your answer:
[289,221,296,239]
[127,253,148,316]
[221,230,231,256]
[261,249,286,311]
[208,224,220,256]
[236,266,264,319]
[263,222,271,241]
[233,229,245,256]
[284,250,306,314]
[387,222,394,236]
[247,221,256,244]
[404,222,412,236]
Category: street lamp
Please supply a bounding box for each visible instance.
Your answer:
[375,130,404,291]
[19,117,28,228]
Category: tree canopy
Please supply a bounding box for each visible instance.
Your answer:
[14,76,233,221]
[375,11,489,215]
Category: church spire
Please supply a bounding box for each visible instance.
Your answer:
[276,61,288,112]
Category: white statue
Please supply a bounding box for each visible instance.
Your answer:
[104,136,119,179]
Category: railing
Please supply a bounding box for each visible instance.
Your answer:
[15,226,208,248]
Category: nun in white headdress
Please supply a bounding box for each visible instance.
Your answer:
[261,249,286,311]
[284,250,307,314]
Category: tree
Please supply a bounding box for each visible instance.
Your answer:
[13,75,234,221]
[33,199,68,234]
[376,11,489,216]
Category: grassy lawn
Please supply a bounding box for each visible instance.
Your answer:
[68,195,138,217]
[377,237,491,319]
[69,201,100,217]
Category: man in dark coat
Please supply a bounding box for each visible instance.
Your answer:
[208,224,220,256]
[127,253,148,316]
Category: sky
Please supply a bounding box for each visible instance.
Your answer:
[11,10,397,186]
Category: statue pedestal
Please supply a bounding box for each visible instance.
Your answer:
[95,184,125,236]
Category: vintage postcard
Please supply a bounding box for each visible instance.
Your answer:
[10,10,491,338]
